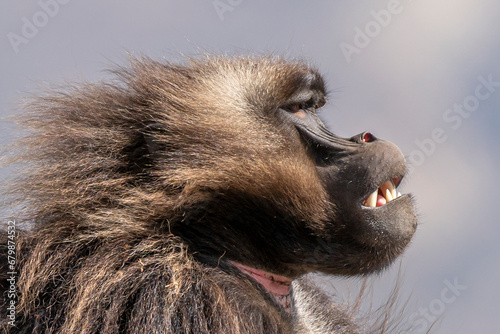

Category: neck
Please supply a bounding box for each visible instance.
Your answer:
[231,261,292,311]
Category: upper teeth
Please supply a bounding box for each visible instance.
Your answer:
[364,180,402,208]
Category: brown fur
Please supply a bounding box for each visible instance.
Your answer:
[0,56,416,333]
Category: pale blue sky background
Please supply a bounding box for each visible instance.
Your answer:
[1,1,499,332]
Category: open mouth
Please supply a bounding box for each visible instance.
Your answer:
[362,178,402,208]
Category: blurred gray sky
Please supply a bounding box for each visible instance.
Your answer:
[1,0,499,332]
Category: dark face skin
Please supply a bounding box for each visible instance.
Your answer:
[169,66,417,278]
[275,72,417,275]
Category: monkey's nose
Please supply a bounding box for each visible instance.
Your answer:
[361,132,375,143]
[350,132,376,143]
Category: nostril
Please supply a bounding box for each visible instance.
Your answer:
[361,132,374,143]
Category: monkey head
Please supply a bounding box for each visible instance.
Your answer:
[124,57,417,278]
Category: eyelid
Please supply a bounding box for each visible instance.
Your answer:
[283,99,317,112]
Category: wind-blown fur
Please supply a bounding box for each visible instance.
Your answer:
[0,56,415,333]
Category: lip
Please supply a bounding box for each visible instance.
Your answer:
[355,194,417,247]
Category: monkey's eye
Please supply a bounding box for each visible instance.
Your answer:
[283,99,316,113]
[286,103,303,113]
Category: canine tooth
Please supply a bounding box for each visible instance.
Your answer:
[379,181,391,201]
[398,192,402,198]
[366,190,378,208]
[390,181,397,200]
[385,188,393,202]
